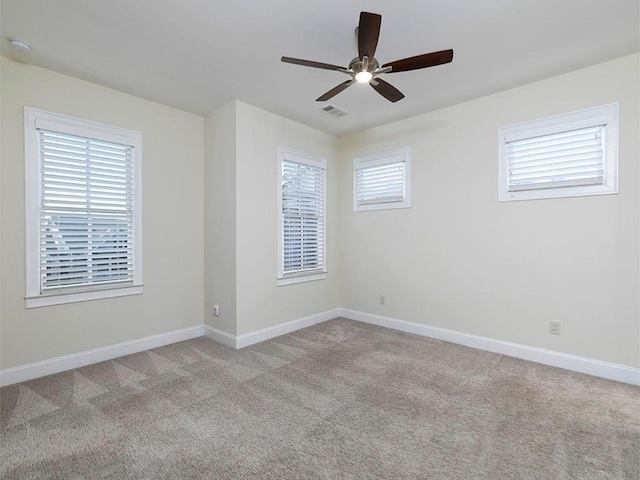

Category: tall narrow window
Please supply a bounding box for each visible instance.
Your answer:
[499,104,618,201]
[277,147,326,286]
[354,147,411,211]
[25,108,142,308]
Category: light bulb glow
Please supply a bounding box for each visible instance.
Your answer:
[355,71,373,83]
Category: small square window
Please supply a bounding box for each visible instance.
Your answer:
[498,103,618,202]
[354,147,411,211]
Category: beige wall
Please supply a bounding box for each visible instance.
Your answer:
[204,102,237,334]
[0,57,205,369]
[2,53,638,372]
[229,101,341,335]
[337,54,639,368]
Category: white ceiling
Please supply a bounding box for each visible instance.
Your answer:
[1,0,638,137]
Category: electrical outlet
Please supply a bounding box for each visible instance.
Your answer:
[213,305,220,316]
[550,320,561,335]
[379,294,386,305]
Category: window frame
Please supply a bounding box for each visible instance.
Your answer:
[353,147,411,211]
[24,107,143,308]
[277,146,327,287]
[498,103,618,202]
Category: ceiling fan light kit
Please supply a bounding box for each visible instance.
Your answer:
[355,70,373,83]
[281,12,453,103]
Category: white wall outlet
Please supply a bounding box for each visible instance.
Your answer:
[213,305,220,316]
[379,294,386,305]
[550,320,561,335]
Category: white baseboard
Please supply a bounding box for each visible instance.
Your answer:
[204,308,342,349]
[339,309,640,386]
[237,308,341,348]
[3,309,638,387]
[0,325,204,387]
[203,325,237,348]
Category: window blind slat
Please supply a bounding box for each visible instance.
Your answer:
[510,163,603,180]
[507,146,602,164]
[508,156,603,173]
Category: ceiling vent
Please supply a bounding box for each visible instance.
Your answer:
[320,104,349,118]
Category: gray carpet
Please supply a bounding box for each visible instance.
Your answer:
[1,318,638,479]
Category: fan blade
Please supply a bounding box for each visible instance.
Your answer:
[281,56,346,71]
[370,78,405,103]
[358,12,382,60]
[316,80,356,101]
[383,49,454,73]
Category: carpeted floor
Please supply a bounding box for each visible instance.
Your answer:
[1,318,639,479]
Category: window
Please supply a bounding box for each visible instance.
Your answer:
[498,103,618,202]
[25,107,142,308]
[277,146,326,286]
[353,147,411,211]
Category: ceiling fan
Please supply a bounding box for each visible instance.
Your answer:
[281,11,453,103]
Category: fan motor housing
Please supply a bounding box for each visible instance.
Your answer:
[349,57,380,73]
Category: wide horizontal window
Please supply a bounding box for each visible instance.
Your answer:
[498,104,618,202]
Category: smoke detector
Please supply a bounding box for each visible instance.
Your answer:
[9,38,32,53]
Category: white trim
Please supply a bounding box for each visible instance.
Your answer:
[339,308,640,386]
[203,325,237,348]
[3,310,637,387]
[26,284,143,308]
[277,272,327,286]
[277,145,326,169]
[204,308,341,349]
[236,308,340,348]
[0,325,204,387]
[31,108,142,146]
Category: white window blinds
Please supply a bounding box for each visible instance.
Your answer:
[353,147,411,211]
[356,160,406,205]
[39,129,134,291]
[506,125,605,192]
[281,159,325,275]
[498,103,618,202]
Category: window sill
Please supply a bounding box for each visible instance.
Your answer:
[277,272,327,286]
[26,285,143,308]
[498,184,618,202]
[354,200,411,211]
